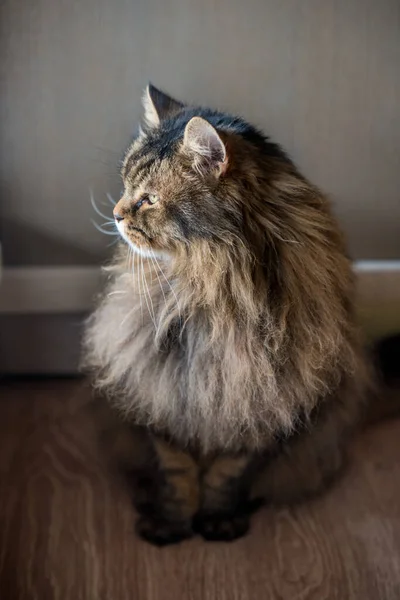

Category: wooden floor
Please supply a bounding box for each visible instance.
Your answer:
[0,379,400,600]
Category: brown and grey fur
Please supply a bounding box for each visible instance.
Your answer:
[83,85,374,545]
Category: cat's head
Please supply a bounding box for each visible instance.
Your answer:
[114,84,288,260]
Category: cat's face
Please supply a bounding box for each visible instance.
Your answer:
[113,85,237,258]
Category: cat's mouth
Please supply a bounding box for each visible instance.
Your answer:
[116,219,155,255]
[129,225,149,238]
[116,219,149,241]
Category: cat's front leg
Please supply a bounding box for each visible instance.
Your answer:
[135,436,199,546]
[194,454,254,542]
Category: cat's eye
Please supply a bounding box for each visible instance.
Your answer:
[134,193,159,210]
[148,193,159,205]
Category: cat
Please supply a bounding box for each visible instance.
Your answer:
[83,84,384,546]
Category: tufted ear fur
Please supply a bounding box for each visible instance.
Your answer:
[142,83,184,128]
[183,116,228,177]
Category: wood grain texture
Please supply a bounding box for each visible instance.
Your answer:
[1,0,400,265]
[0,379,400,599]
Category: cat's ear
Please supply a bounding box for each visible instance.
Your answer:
[142,83,183,128]
[183,117,228,177]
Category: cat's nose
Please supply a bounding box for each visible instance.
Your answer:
[114,198,126,222]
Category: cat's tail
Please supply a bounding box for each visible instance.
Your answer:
[364,333,400,426]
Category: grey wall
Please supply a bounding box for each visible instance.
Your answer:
[1,0,399,266]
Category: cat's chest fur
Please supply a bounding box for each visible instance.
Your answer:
[85,270,287,453]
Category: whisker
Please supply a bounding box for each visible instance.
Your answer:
[106,193,117,206]
[149,252,168,341]
[90,190,113,221]
[141,255,157,328]
[144,258,157,323]
[149,251,167,307]
[151,249,181,325]
[120,306,133,328]
[91,219,119,236]
[126,245,133,270]
[148,252,154,285]
[118,248,136,328]
[135,250,143,324]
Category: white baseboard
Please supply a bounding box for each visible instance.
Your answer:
[1,262,400,325]
[354,262,400,340]
[0,262,399,374]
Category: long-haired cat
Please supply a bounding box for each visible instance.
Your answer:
[84,84,379,545]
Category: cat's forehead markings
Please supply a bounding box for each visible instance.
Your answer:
[127,166,149,189]
[125,173,151,200]
[123,138,142,174]
[134,176,154,199]
[124,147,144,178]
[124,148,154,184]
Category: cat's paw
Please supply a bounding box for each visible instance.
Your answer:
[193,512,250,542]
[135,515,193,546]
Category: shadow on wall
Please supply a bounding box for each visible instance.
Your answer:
[0,217,103,267]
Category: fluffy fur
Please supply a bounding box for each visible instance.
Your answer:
[82,85,373,544]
